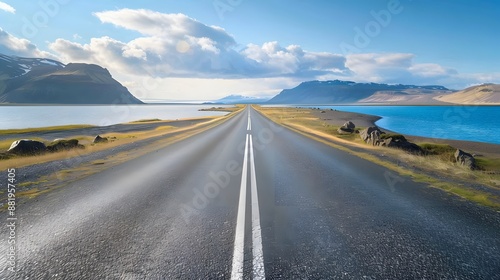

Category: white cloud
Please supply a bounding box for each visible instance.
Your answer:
[1,8,499,100]
[344,53,462,86]
[345,53,412,82]
[0,1,15,14]
[0,28,56,58]
[47,9,346,79]
[409,63,457,78]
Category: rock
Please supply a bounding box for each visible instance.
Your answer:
[369,130,381,146]
[378,134,423,154]
[8,139,46,155]
[337,121,356,134]
[359,127,382,143]
[455,149,476,170]
[47,139,83,152]
[93,135,108,144]
[343,121,355,130]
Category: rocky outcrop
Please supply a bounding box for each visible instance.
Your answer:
[8,139,46,155]
[360,127,383,145]
[47,139,83,152]
[337,121,356,134]
[455,149,476,170]
[380,135,423,154]
[360,128,423,154]
[93,135,108,144]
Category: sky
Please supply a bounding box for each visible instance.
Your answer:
[0,0,499,101]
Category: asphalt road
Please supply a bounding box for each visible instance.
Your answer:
[1,106,499,279]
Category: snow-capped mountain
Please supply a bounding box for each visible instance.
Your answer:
[0,53,143,104]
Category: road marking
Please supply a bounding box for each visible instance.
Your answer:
[249,135,265,279]
[247,117,252,131]
[232,113,266,279]
[231,134,249,280]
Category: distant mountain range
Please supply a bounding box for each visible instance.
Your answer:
[267,80,453,104]
[2,54,498,105]
[206,94,270,104]
[0,54,142,104]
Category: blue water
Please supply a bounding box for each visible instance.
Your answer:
[310,106,500,145]
[0,105,230,129]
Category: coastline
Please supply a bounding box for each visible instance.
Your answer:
[310,108,500,157]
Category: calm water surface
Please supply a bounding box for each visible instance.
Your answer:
[0,105,230,129]
[299,105,499,145]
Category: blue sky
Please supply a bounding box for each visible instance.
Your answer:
[0,0,499,100]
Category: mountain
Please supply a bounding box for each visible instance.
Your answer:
[267,80,452,104]
[0,54,143,104]
[434,84,500,105]
[208,94,270,104]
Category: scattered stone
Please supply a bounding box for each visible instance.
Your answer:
[47,139,83,152]
[455,149,476,170]
[93,135,108,144]
[337,121,356,134]
[343,121,356,130]
[8,139,46,155]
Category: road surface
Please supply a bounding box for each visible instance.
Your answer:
[1,106,499,279]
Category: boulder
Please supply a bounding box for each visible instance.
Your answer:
[8,139,46,155]
[343,121,355,130]
[93,135,108,144]
[455,149,476,170]
[47,139,82,152]
[337,121,356,134]
[359,127,382,143]
[369,130,381,146]
[384,137,423,154]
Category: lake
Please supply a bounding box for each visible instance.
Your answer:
[0,105,230,129]
[307,105,500,145]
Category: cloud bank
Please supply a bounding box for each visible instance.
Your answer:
[0,9,498,99]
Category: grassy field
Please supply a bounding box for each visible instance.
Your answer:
[0,124,95,135]
[254,105,500,210]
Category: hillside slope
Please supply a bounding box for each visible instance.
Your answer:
[0,54,143,104]
[434,84,500,105]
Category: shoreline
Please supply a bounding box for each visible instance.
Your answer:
[255,105,500,210]
[310,108,500,157]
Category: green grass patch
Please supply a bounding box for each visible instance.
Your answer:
[418,143,457,161]
[418,143,456,155]
[0,124,94,135]
[475,157,500,172]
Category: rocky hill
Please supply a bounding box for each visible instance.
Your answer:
[434,84,500,105]
[0,54,143,104]
[267,80,452,104]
